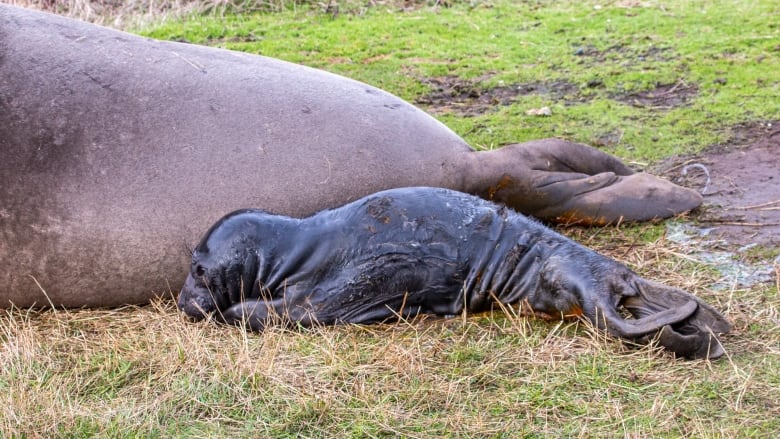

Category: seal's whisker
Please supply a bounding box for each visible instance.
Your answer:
[182,241,195,258]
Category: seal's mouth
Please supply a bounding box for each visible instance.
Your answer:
[177,289,217,321]
[177,276,220,321]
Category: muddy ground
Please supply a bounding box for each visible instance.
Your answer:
[416,76,584,116]
[415,75,697,116]
[661,120,780,248]
[417,76,779,250]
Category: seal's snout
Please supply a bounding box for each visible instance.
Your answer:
[177,276,218,321]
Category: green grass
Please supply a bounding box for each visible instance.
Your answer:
[2,0,780,437]
[138,0,780,161]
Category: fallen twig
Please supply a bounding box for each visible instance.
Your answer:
[698,220,780,227]
[729,199,780,210]
[681,163,711,194]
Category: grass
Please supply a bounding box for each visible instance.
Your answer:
[134,0,780,161]
[2,0,780,437]
[2,229,777,437]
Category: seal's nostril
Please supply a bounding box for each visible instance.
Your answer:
[177,282,218,321]
[195,296,214,312]
[181,313,202,323]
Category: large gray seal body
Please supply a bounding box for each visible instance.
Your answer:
[0,5,701,308]
[1,5,470,307]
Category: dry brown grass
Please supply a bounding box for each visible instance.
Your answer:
[2,0,427,28]
[1,225,778,437]
[4,0,303,28]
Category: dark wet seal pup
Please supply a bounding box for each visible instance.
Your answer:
[178,187,730,360]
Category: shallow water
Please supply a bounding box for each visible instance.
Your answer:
[666,222,778,290]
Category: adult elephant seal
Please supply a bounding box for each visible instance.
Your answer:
[178,187,729,360]
[0,5,701,308]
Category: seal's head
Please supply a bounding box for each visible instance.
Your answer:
[177,209,270,322]
[529,247,731,359]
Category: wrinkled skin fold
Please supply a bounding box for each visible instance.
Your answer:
[178,188,730,360]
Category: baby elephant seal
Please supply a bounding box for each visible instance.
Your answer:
[178,188,730,359]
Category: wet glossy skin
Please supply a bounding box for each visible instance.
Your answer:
[179,188,730,359]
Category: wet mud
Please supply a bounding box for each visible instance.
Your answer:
[611,81,698,109]
[661,120,780,249]
[416,75,698,116]
[416,76,583,116]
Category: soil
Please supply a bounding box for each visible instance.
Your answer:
[416,76,697,116]
[572,44,676,74]
[611,81,698,109]
[415,76,582,116]
[658,120,780,248]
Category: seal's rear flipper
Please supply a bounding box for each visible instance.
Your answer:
[468,139,703,224]
[643,324,726,360]
[618,279,731,359]
[533,173,703,225]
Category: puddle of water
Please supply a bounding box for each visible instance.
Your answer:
[665,222,778,290]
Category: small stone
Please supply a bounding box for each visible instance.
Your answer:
[525,106,552,116]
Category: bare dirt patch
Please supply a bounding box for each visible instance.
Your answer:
[573,43,674,64]
[415,76,582,116]
[611,81,698,109]
[659,120,780,248]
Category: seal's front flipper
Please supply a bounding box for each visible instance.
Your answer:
[223,299,276,331]
[515,138,636,176]
[223,297,322,331]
